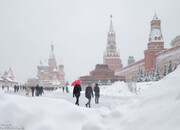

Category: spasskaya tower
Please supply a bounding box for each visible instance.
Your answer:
[103,15,123,71]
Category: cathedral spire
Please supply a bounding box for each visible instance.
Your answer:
[49,43,55,59]
[109,15,114,32]
[153,12,158,20]
[51,43,54,52]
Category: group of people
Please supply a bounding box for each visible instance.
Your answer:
[14,85,20,93]
[25,85,44,97]
[62,85,69,93]
[73,83,100,108]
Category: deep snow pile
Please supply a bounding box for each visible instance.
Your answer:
[0,66,180,130]
[100,81,133,97]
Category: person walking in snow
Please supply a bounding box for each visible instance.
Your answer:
[2,85,4,90]
[35,84,40,96]
[39,86,44,96]
[31,86,35,97]
[14,85,17,93]
[85,83,94,108]
[17,85,19,93]
[26,86,31,96]
[94,83,100,104]
[62,86,65,92]
[73,83,82,106]
[66,85,69,93]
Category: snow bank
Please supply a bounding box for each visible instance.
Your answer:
[0,66,180,130]
[100,81,133,97]
[0,89,6,100]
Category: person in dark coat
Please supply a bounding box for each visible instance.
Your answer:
[73,83,82,106]
[39,86,44,96]
[31,86,35,97]
[94,83,100,104]
[62,86,65,92]
[17,85,19,93]
[85,83,94,108]
[14,85,17,93]
[35,84,40,96]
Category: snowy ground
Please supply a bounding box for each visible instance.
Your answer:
[0,66,180,130]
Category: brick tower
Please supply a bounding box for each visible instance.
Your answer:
[103,15,123,71]
[144,13,165,72]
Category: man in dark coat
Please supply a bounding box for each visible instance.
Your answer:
[39,86,44,96]
[31,86,35,97]
[73,83,82,106]
[35,84,40,96]
[85,83,94,108]
[94,83,100,104]
[14,85,17,93]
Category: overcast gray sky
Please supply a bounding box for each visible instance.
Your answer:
[0,0,180,83]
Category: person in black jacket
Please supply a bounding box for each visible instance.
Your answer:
[73,83,82,106]
[31,86,35,97]
[94,83,100,104]
[85,83,94,108]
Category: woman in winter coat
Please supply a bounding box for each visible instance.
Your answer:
[26,86,31,96]
[85,83,94,108]
[94,83,100,104]
[73,83,82,106]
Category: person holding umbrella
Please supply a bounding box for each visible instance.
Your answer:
[85,83,94,108]
[72,80,82,106]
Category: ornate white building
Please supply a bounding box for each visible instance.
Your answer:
[37,44,65,88]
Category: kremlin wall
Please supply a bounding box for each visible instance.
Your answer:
[115,13,180,82]
[80,14,180,84]
[36,13,180,87]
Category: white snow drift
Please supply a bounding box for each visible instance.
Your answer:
[0,66,180,130]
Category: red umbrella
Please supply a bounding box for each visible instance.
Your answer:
[71,80,82,86]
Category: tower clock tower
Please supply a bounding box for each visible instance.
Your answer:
[103,15,123,71]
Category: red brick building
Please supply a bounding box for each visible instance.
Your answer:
[79,16,125,85]
[79,64,125,86]
[37,44,65,88]
[115,13,180,82]
[103,15,123,71]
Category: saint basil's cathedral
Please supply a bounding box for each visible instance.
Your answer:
[37,13,180,87]
[37,44,65,88]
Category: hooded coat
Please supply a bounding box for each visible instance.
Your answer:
[85,86,94,99]
[73,84,82,97]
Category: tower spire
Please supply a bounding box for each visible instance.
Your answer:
[109,15,114,32]
[153,12,158,20]
[51,42,54,52]
[149,13,163,42]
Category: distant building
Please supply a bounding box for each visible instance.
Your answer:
[79,16,125,86]
[115,13,180,82]
[103,15,123,71]
[170,35,180,47]
[128,56,135,65]
[79,64,125,86]
[37,44,65,88]
[0,67,17,87]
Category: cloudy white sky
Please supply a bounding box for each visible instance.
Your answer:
[0,0,180,83]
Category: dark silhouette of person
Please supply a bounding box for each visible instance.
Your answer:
[73,83,82,106]
[31,86,35,97]
[94,83,100,104]
[85,83,94,108]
